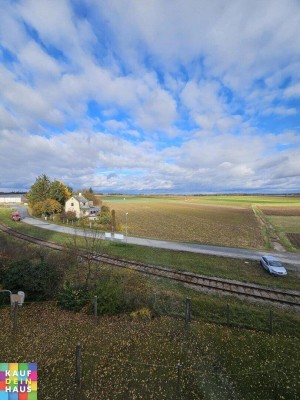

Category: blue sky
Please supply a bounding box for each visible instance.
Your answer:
[0,0,300,193]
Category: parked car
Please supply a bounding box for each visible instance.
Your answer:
[260,256,287,276]
[11,211,21,221]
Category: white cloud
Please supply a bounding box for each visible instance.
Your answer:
[0,2,28,53]
[0,0,299,192]
[263,106,297,116]
[1,124,299,192]
[0,106,18,129]
[135,87,177,131]
[284,82,300,99]
[104,120,127,132]
[89,0,300,88]
[18,41,62,80]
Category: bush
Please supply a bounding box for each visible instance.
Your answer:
[97,213,111,225]
[92,277,126,316]
[119,273,156,312]
[60,211,77,222]
[0,259,64,301]
[58,283,90,312]
[130,307,152,320]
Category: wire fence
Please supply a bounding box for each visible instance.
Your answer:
[1,294,300,338]
[0,298,299,399]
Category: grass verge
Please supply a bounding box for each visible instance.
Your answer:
[1,207,299,292]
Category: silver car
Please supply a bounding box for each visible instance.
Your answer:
[260,256,287,276]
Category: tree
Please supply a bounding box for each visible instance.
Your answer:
[49,180,72,205]
[81,190,102,206]
[43,199,63,215]
[70,224,105,287]
[32,199,62,217]
[32,201,45,216]
[27,174,51,206]
[28,175,72,214]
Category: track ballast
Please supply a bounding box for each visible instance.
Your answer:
[1,222,299,309]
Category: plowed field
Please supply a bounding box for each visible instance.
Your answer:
[287,233,300,249]
[259,206,300,216]
[106,199,264,249]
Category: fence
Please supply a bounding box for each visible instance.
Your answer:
[70,300,299,400]
[0,298,299,399]
[1,295,299,338]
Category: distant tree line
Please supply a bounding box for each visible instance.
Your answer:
[0,191,27,194]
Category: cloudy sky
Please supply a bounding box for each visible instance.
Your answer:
[1,0,300,193]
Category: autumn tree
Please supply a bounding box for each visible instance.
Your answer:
[50,179,72,205]
[28,175,71,215]
[27,174,51,206]
[32,199,62,217]
[79,190,102,206]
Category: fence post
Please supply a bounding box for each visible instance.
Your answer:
[13,301,18,333]
[185,298,191,328]
[176,362,182,399]
[226,304,230,327]
[269,310,273,335]
[75,343,82,388]
[94,296,98,317]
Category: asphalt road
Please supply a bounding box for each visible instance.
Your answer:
[21,216,300,270]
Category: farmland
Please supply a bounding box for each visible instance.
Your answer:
[0,217,299,293]
[258,203,300,251]
[102,195,300,250]
[1,199,300,399]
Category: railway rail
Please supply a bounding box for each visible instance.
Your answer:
[1,222,300,309]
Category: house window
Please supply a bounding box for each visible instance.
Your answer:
[71,202,74,206]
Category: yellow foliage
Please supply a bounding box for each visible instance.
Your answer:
[32,198,62,216]
[130,307,152,320]
[64,187,72,200]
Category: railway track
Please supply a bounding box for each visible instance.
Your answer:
[1,222,300,309]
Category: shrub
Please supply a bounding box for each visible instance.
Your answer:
[58,283,90,312]
[92,277,126,316]
[60,211,77,222]
[129,307,152,320]
[119,273,156,312]
[97,214,111,225]
[0,259,64,301]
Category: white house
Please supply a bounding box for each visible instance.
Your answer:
[65,193,101,220]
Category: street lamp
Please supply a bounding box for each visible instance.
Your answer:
[0,290,25,306]
[0,290,25,332]
[125,212,128,245]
